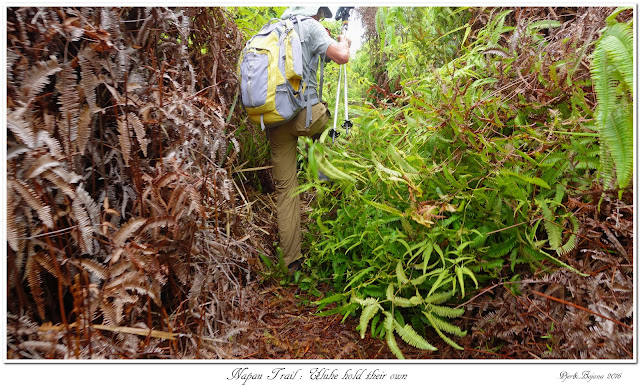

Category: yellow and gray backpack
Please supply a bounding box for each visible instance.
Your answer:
[238,17,323,130]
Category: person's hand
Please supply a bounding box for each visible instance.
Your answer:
[327,35,351,64]
[337,35,352,48]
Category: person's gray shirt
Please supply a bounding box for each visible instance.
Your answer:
[297,18,336,97]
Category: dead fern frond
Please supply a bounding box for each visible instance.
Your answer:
[76,185,101,231]
[77,105,92,155]
[6,186,25,253]
[25,253,46,320]
[21,56,61,104]
[139,217,177,239]
[78,259,108,281]
[56,63,80,155]
[77,47,100,112]
[36,130,65,160]
[127,112,148,157]
[112,217,147,247]
[19,341,69,359]
[25,153,61,179]
[33,252,69,286]
[7,108,36,148]
[72,193,94,254]
[41,170,76,199]
[10,179,54,229]
[117,116,132,166]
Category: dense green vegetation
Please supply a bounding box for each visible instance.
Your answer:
[288,7,633,358]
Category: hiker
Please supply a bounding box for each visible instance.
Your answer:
[269,6,351,273]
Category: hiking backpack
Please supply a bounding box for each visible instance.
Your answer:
[238,17,324,130]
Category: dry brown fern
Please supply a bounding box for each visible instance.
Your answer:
[6,6,251,359]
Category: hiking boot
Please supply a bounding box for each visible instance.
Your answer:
[287,258,305,274]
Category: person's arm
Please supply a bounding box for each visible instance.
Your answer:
[326,35,351,65]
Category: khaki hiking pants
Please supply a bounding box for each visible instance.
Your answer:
[268,102,330,267]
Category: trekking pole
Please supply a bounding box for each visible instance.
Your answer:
[328,7,354,143]
[330,59,343,143]
[342,59,351,136]
[338,7,353,137]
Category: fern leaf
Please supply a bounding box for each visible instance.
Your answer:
[523,244,587,276]
[56,63,80,155]
[428,304,465,319]
[359,302,381,339]
[25,153,60,179]
[37,130,65,160]
[6,187,24,253]
[486,235,517,258]
[78,47,100,113]
[10,179,54,228]
[72,195,94,254]
[117,116,132,166]
[592,21,634,189]
[7,145,30,160]
[50,166,82,184]
[424,312,465,350]
[79,259,107,281]
[186,185,204,216]
[76,185,101,231]
[140,217,177,238]
[393,295,415,308]
[32,252,67,285]
[7,109,36,148]
[384,312,405,359]
[112,217,147,246]
[352,296,378,307]
[25,254,46,320]
[426,316,464,350]
[77,105,92,155]
[557,215,579,256]
[500,169,551,189]
[99,300,119,325]
[538,200,563,250]
[426,313,467,337]
[455,266,465,297]
[21,56,61,103]
[427,268,451,297]
[461,266,478,289]
[425,290,455,305]
[599,22,633,91]
[603,108,633,189]
[127,112,148,157]
[396,261,409,284]
[394,320,437,351]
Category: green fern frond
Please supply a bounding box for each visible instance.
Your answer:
[396,261,409,284]
[359,302,381,339]
[384,312,405,359]
[598,23,633,91]
[425,290,455,305]
[424,312,467,337]
[394,320,437,351]
[591,19,634,190]
[557,215,579,256]
[486,236,517,258]
[428,303,465,319]
[455,266,465,297]
[538,200,563,250]
[352,296,378,307]
[423,312,465,350]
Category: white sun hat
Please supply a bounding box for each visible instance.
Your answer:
[281,6,333,19]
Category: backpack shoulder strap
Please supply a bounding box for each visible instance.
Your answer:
[289,15,323,127]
